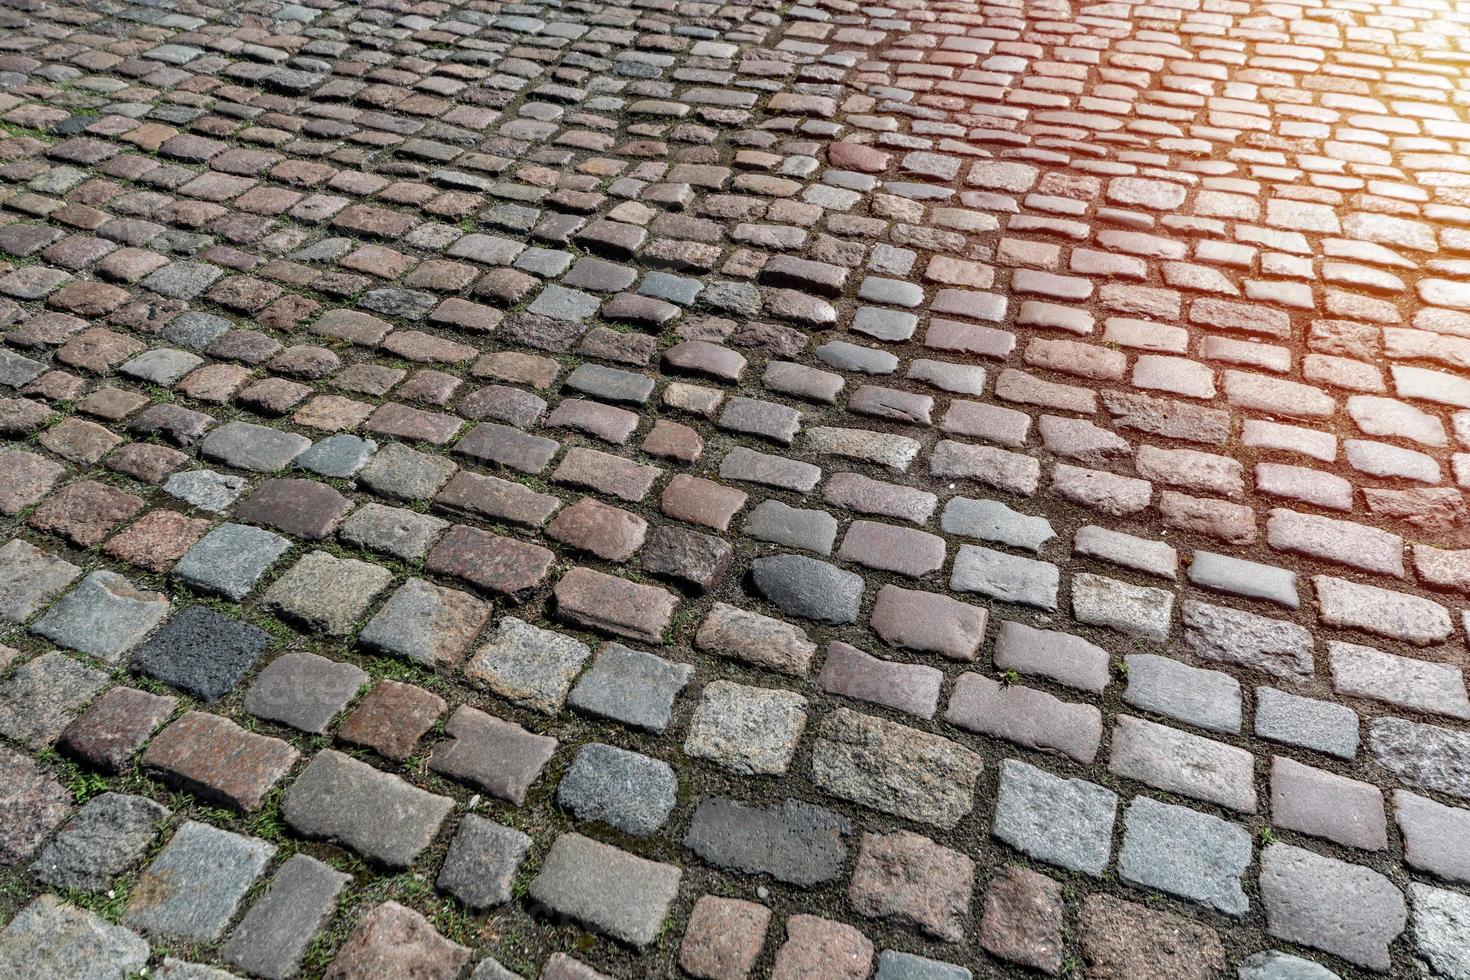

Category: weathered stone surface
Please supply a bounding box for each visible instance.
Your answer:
[35,793,164,892]
[358,578,490,669]
[685,797,850,886]
[283,750,452,868]
[125,821,275,942]
[1259,844,1405,971]
[1369,717,1470,800]
[848,830,974,942]
[324,902,469,980]
[685,680,807,776]
[695,601,817,676]
[811,707,982,829]
[1118,797,1251,914]
[557,743,677,837]
[224,854,351,980]
[0,896,149,978]
[1110,715,1257,812]
[0,650,108,748]
[435,815,530,910]
[978,867,1064,974]
[1079,894,1227,980]
[131,605,271,701]
[143,711,298,812]
[428,705,556,804]
[992,759,1116,876]
[529,833,682,947]
[463,616,591,714]
[566,642,692,733]
[0,538,80,623]
[244,652,367,733]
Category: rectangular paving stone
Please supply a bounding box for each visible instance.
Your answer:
[529,833,681,948]
[951,544,1059,610]
[1110,715,1258,813]
[566,642,694,733]
[554,567,677,643]
[992,620,1110,694]
[1123,654,1242,734]
[945,673,1102,763]
[1271,755,1387,851]
[1118,797,1250,916]
[358,578,490,670]
[811,707,982,829]
[283,750,452,869]
[223,854,350,980]
[142,711,298,812]
[1328,640,1470,720]
[428,704,556,805]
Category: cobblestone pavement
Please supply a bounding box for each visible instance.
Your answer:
[2,0,1470,975]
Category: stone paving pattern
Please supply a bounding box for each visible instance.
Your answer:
[0,0,1469,975]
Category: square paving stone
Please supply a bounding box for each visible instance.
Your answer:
[244,652,368,733]
[283,750,452,869]
[322,901,468,980]
[337,680,445,762]
[234,478,352,539]
[59,686,177,772]
[435,814,531,910]
[684,680,808,776]
[262,550,394,635]
[0,895,149,979]
[1118,796,1251,915]
[428,704,557,805]
[339,502,448,561]
[0,450,65,516]
[131,605,272,701]
[31,570,171,662]
[557,743,677,838]
[566,641,693,734]
[0,744,72,864]
[32,792,170,891]
[223,853,351,980]
[679,895,771,980]
[358,578,490,669]
[462,616,591,714]
[848,830,975,942]
[992,759,1117,877]
[125,820,276,942]
[0,538,81,623]
[142,711,299,812]
[172,521,292,600]
[0,651,108,748]
[529,833,682,948]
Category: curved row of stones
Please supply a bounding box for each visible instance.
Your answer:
[0,0,1469,976]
